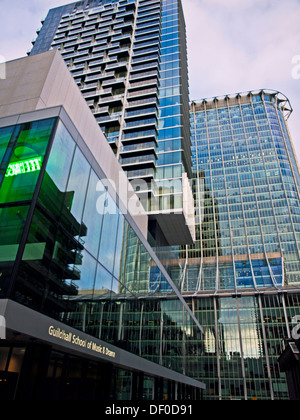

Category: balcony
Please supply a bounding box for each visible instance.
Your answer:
[111,33,132,42]
[123,117,157,130]
[98,95,124,106]
[104,135,119,148]
[94,106,109,115]
[120,141,157,155]
[120,154,156,168]
[126,167,156,180]
[129,78,158,90]
[131,54,159,65]
[122,129,157,143]
[131,61,159,73]
[133,46,159,57]
[125,106,157,120]
[98,87,113,96]
[127,87,158,99]
[114,21,134,31]
[96,113,122,124]
[82,90,98,99]
[126,97,159,109]
[106,60,128,70]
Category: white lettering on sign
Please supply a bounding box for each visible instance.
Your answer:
[5,156,43,177]
[48,326,116,358]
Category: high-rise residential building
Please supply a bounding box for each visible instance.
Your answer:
[30,0,195,248]
[169,89,300,400]
[0,50,205,401]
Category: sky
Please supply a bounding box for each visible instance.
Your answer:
[0,0,299,159]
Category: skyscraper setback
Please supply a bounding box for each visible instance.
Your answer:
[30,0,195,248]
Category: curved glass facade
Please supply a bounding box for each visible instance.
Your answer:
[30,0,195,247]
[0,115,203,379]
[186,90,300,292]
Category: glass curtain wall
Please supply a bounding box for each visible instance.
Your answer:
[0,117,203,377]
[0,118,57,297]
[187,91,300,292]
[188,293,300,400]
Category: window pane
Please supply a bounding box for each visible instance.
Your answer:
[38,120,75,219]
[7,347,25,373]
[0,119,56,204]
[0,205,29,297]
[98,194,118,274]
[81,171,104,258]
[0,125,14,165]
[73,249,97,293]
[62,147,90,228]
[94,263,113,295]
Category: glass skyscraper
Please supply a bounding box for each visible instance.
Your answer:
[176,89,300,400]
[30,0,195,248]
[188,89,299,291]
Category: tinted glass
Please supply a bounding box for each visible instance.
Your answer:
[0,119,56,204]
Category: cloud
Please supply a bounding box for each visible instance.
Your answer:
[183,0,300,158]
[0,0,299,158]
[0,0,69,61]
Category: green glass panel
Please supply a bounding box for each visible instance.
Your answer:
[0,205,29,297]
[16,206,81,313]
[0,125,15,165]
[113,214,127,279]
[0,118,56,204]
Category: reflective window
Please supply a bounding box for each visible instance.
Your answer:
[0,118,56,204]
[98,194,119,275]
[0,125,14,165]
[74,249,97,293]
[81,171,104,258]
[64,147,90,227]
[0,205,30,297]
[94,262,113,295]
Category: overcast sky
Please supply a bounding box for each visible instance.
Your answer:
[0,0,300,159]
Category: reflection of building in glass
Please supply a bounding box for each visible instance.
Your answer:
[1,0,300,401]
[189,90,296,291]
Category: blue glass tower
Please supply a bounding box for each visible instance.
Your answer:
[180,90,300,400]
[189,90,300,291]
